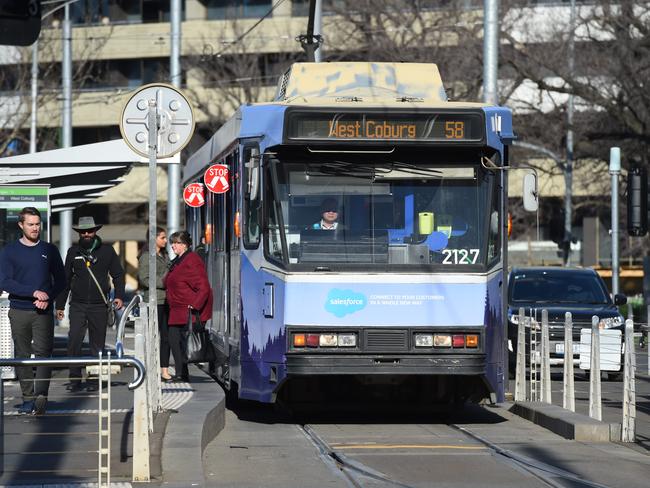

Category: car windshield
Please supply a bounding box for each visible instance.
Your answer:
[264,157,500,270]
[510,271,610,304]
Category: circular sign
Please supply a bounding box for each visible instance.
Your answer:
[183,183,205,208]
[120,83,195,158]
[204,164,230,194]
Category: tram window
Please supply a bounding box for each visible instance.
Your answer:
[243,145,261,249]
[211,191,225,252]
[228,151,240,250]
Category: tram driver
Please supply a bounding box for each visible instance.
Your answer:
[311,198,340,230]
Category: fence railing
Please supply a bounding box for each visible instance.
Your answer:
[513,307,643,442]
[1,295,163,484]
[0,354,145,487]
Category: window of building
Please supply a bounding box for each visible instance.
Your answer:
[206,0,272,20]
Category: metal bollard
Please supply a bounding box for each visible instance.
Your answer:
[515,307,526,402]
[530,311,539,402]
[589,315,602,421]
[540,310,551,403]
[563,312,575,412]
[132,305,151,481]
[622,319,636,442]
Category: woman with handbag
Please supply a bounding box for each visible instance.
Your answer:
[163,231,213,383]
[137,226,172,382]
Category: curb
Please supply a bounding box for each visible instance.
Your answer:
[160,364,226,487]
[511,401,620,442]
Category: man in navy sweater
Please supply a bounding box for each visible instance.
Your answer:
[0,207,65,415]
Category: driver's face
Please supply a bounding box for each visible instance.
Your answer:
[322,210,338,224]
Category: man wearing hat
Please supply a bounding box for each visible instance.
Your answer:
[55,216,125,391]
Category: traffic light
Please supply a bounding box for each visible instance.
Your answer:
[0,0,41,46]
[627,166,648,237]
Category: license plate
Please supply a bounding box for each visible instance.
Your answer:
[555,343,580,355]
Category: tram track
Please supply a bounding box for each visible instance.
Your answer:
[301,420,614,488]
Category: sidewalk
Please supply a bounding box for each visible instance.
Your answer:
[0,325,226,487]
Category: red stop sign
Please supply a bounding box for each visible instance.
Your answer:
[204,164,230,194]
[183,183,205,208]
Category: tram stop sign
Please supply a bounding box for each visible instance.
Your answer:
[119,83,195,158]
[183,183,205,208]
[204,164,230,194]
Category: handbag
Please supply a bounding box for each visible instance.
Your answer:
[85,262,116,327]
[183,308,215,364]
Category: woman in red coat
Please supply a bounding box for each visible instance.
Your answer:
[163,231,213,382]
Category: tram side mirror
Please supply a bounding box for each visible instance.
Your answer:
[522,172,538,212]
[246,147,260,200]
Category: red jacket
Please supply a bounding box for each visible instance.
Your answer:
[163,251,213,326]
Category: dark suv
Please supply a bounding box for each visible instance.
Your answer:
[507,267,626,372]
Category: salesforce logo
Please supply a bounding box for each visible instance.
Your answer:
[325,289,367,318]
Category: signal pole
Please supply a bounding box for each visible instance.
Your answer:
[610,147,621,295]
[60,3,73,258]
[168,0,182,246]
[483,0,499,105]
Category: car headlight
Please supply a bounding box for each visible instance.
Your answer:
[599,316,623,329]
[508,313,519,325]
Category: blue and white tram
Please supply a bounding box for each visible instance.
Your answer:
[183,62,514,404]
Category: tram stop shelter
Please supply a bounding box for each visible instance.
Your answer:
[0,138,177,378]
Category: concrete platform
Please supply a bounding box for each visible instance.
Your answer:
[511,401,620,442]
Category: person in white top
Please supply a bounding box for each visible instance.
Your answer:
[311,198,340,230]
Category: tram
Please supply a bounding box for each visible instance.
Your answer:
[183,62,514,405]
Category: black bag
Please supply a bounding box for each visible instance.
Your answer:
[183,309,215,364]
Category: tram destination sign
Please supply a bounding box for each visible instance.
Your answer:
[285,111,484,143]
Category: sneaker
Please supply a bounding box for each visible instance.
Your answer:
[17,400,34,415]
[34,395,47,415]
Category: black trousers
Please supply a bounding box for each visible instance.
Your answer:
[168,324,189,379]
[68,301,108,381]
[157,303,170,368]
[9,308,54,400]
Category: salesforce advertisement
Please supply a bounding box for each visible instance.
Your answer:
[284,281,487,326]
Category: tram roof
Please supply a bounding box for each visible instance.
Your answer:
[184,63,511,182]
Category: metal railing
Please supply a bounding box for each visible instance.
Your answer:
[513,308,639,442]
[0,354,145,487]
[115,294,143,358]
[0,356,145,389]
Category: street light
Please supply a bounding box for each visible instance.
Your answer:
[610,147,621,295]
[30,0,80,153]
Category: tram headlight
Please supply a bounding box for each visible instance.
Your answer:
[414,334,434,347]
[338,333,357,347]
[319,334,338,347]
[433,334,452,347]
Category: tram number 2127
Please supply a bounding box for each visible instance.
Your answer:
[442,249,480,265]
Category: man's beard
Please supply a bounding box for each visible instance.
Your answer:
[79,236,94,249]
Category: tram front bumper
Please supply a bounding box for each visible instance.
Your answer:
[285,354,486,375]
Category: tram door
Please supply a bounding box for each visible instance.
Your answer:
[228,150,241,356]
[209,187,229,361]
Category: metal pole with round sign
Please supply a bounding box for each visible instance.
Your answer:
[120,84,194,423]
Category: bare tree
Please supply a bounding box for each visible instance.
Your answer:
[0,25,112,155]
[183,16,300,137]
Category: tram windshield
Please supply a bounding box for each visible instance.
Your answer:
[265,158,500,270]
